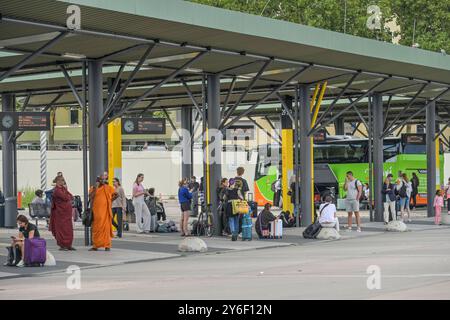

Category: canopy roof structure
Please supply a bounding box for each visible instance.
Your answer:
[0,0,449,127]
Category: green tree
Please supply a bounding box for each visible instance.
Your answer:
[188,0,449,53]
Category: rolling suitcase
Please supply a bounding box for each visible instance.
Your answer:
[241,213,252,241]
[24,238,47,267]
[269,219,283,239]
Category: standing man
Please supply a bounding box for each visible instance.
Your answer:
[411,172,419,210]
[344,171,363,232]
[189,176,200,216]
[234,167,249,200]
[89,171,117,251]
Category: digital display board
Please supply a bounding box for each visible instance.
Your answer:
[402,133,425,145]
[0,112,50,131]
[122,118,166,135]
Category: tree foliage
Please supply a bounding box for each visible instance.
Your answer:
[188,0,449,53]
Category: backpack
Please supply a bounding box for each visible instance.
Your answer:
[399,182,407,198]
[302,203,329,239]
[270,181,276,192]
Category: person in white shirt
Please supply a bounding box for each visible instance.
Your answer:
[318,195,339,232]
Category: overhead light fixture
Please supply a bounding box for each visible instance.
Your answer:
[62,52,86,60]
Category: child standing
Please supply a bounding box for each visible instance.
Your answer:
[434,190,444,225]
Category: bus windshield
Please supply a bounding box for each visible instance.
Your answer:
[314,142,367,163]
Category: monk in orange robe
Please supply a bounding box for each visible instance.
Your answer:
[89,172,117,251]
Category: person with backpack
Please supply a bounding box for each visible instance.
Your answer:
[234,167,249,200]
[344,171,363,232]
[145,188,158,232]
[112,178,127,238]
[382,174,397,224]
[226,178,245,241]
[318,195,339,231]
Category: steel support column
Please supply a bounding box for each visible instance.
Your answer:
[207,75,222,236]
[181,106,193,179]
[372,93,384,222]
[299,86,312,226]
[426,101,437,217]
[2,94,17,228]
[88,61,107,185]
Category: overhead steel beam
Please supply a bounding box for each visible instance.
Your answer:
[382,95,393,130]
[384,82,428,134]
[107,52,208,124]
[221,76,237,119]
[383,88,450,138]
[0,32,68,82]
[181,79,204,118]
[306,72,353,85]
[98,44,156,126]
[222,65,311,130]
[379,83,420,94]
[162,108,181,140]
[217,60,261,75]
[312,72,360,132]
[60,65,84,108]
[4,16,450,87]
[264,116,282,141]
[97,44,146,61]
[310,77,389,136]
[247,116,281,145]
[221,59,273,127]
[139,100,158,116]
[104,65,125,109]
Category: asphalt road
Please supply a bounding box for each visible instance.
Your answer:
[1,226,449,300]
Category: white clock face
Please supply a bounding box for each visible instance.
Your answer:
[124,120,135,133]
[2,115,14,129]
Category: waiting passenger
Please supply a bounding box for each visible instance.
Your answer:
[318,195,339,232]
[382,174,396,224]
[397,173,412,222]
[434,190,444,225]
[132,174,151,234]
[50,175,75,251]
[9,215,40,267]
[31,189,45,205]
[178,178,193,237]
[217,178,230,236]
[255,203,277,239]
[344,171,362,232]
[226,178,244,241]
[112,178,127,238]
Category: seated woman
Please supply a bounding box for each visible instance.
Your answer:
[318,195,340,231]
[10,215,40,267]
[255,203,277,239]
[31,189,45,205]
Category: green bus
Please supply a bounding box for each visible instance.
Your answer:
[253,134,444,207]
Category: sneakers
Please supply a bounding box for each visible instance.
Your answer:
[346,227,352,232]
[16,260,24,268]
[356,228,362,233]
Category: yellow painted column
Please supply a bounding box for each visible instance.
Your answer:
[108,118,122,232]
[108,118,123,185]
[436,138,441,189]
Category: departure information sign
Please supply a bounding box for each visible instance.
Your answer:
[0,112,50,131]
[122,118,166,135]
[402,133,425,145]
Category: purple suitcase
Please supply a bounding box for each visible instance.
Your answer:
[24,238,47,266]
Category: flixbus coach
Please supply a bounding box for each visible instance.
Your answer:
[253,133,444,207]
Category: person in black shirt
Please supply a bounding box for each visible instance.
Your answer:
[11,215,40,267]
[234,167,249,200]
[217,178,230,235]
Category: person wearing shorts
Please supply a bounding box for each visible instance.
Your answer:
[344,171,363,232]
[178,179,193,237]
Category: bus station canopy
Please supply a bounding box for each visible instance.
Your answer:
[1,0,450,124]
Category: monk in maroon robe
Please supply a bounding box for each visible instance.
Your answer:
[50,175,75,251]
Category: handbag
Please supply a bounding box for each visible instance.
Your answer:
[231,199,249,215]
[83,186,97,227]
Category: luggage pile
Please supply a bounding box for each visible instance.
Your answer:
[156,220,178,233]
